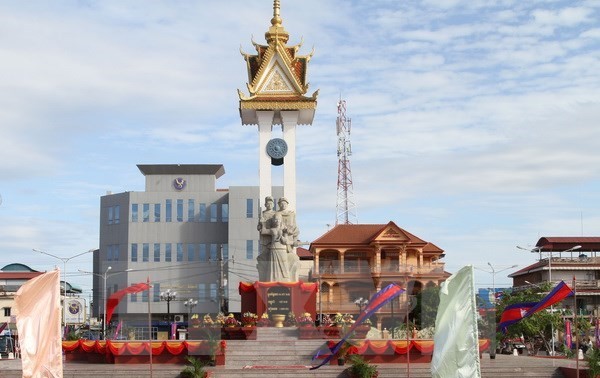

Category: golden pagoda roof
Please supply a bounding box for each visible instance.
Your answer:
[238,0,318,111]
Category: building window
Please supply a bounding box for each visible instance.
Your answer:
[210,283,217,300]
[246,240,253,259]
[114,205,120,224]
[246,199,253,218]
[165,200,172,222]
[165,243,172,262]
[131,244,138,262]
[142,243,149,262]
[199,244,206,261]
[107,244,119,262]
[199,203,206,222]
[153,283,160,302]
[210,244,217,261]
[188,199,195,222]
[131,293,137,302]
[210,203,218,222]
[154,203,161,222]
[131,204,138,222]
[177,243,183,262]
[142,203,149,222]
[142,290,148,302]
[177,199,183,222]
[154,243,160,262]
[222,244,228,260]
[222,204,229,222]
[198,283,206,301]
[3,307,11,317]
[187,244,195,261]
[108,206,114,225]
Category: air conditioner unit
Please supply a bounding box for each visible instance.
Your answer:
[174,315,184,323]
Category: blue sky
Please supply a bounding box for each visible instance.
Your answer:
[1,1,599,298]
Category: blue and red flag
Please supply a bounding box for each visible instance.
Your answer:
[498,281,573,333]
[310,283,404,370]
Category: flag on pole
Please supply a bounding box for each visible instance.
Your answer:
[431,265,481,378]
[15,270,62,378]
[566,320,572,350]
[310,283,405,370]
[106,282,151,324]
[498,281,573,332]
[0,322,7,334]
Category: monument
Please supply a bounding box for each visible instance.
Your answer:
[238,1,317,320]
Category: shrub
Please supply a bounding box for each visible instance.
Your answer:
[347,354,378,378]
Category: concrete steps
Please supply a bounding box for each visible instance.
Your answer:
[0,328,574,377]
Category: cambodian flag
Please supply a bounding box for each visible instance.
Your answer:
[498,281,573,333]
[310,283,405,370]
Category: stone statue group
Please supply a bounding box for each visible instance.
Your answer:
[257,196,300,282]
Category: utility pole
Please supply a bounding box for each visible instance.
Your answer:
[218,244,225,313]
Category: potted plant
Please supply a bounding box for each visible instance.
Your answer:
[336,340,353,366]
[585,347,600,378]
[297,312,314,327]
[224,314,240,328]
[242,312,258,327]
[284,312,297,327]
[180,356,209,378]
[257,313,271,327]
[346,354,379,378]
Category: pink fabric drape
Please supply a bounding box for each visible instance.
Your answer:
[15,270,62,378]
[105,283,150,324]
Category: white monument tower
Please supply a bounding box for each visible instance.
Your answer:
[238,0,318,210]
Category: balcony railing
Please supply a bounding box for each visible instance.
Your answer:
[317,261,445,276]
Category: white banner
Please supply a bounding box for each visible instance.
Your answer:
[64,297,87,324]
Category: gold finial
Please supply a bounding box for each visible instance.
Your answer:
[265,0,289,44]
[271,0,282,27]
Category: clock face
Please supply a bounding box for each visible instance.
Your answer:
[173,177,186,191]
[266,138,288,159]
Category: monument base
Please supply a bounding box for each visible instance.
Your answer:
[239,281,317,322]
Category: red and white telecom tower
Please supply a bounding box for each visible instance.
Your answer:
[336,99,358,225]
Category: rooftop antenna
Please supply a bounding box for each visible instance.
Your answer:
[335,98,358,225]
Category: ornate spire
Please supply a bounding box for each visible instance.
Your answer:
[265,0,289,44]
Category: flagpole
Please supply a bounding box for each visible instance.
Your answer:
[573,276,578,378]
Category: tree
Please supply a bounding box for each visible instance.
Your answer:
[495,283,582,355]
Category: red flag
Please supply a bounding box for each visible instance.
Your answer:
[106,282,150,324]
[499,281,573,333]
[0,322,7,334]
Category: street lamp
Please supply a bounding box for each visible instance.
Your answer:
[79,266,115,339]
[160,289,177,340]
[33,248,95,330]
[184,298,198,320]
[354,297,368,313]
[485,263,518,359]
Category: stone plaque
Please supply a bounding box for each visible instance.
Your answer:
[267,286,291,314]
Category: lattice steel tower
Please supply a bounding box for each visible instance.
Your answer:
[336,99,358,225]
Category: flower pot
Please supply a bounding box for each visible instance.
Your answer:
[337,357,345,366]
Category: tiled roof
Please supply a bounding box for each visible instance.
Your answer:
[296,247,312,259]
[536,237,600,252]
[311,222,442,253]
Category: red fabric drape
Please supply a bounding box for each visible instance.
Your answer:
[105,283,150,324]
[62,340,80,352]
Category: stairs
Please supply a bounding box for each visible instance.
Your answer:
[0,328,573,377]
